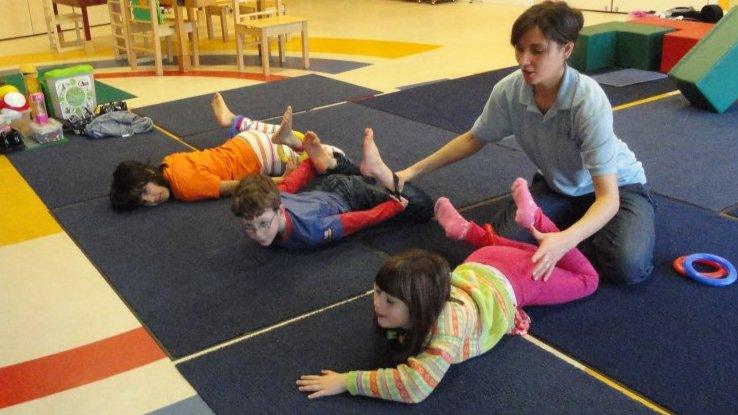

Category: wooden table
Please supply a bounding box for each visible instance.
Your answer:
[52,0,107,41]
[160,0,215,72]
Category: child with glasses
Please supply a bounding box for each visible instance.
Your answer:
[231,128,433,249]
[109,93,340,211]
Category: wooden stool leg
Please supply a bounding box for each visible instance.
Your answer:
[206,9,215,39]
[260,32,270,76]
[301,22,309,69]
[236,33,245,71]
[191,24,199,66]
[220,7,228,42]
[154,36,164,76]
[278,34,285,64]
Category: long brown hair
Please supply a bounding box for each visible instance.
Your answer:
[375,249,451,361]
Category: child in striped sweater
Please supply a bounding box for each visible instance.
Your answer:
[297,178,599,403]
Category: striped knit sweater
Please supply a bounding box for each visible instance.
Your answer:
[346,262,517,403]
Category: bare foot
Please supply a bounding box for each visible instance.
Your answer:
[271,106,303,150]
[302,131,336,173]
[212,92,236,127]
[360,128,395,192]
[511,178,540,229]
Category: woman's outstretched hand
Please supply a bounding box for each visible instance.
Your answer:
[297,370,347,399]
[530,228,574,281]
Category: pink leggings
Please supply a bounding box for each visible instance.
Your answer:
[462,211,599,307]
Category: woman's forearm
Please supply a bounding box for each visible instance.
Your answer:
[400,131,485,182]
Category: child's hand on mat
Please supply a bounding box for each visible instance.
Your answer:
[297,370,347,399]
[530,228,573,281]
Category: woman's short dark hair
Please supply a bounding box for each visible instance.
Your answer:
[375,249,451,362]
[511,1,584,46]
[109,161,168,211]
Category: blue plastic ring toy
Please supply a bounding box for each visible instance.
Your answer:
[683,253,737,287]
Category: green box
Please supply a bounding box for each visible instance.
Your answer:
[670,7,738,113]
[615,23,674,71]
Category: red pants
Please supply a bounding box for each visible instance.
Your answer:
[462,211,599,307]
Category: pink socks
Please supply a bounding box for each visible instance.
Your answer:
[435,197,470,240]
[511,178,540,229]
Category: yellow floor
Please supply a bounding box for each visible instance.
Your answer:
[0,1,634,413]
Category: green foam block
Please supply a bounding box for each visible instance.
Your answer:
[570,22,673,72]
[669,7,738,113]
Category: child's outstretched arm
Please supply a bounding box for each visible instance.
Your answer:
[298,330,463,403]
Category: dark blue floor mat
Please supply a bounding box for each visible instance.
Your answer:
[288,102,535,208]
[134,75,379,138]
[358,67,677,134]
[614,94,738,211]
[7,130,188,209]
[53,196,388,358]
[365,194,738,414]
[177,296,653,414]
[525,194,738,415]
[358,67,516,134]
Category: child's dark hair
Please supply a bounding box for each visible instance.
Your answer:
[231,174,281,219]
[109,161,168,211]
[375,249,451,361]
[511,1,584,46]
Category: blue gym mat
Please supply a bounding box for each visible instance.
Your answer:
[177,296,653,414]
[133,74,379,138]
[358,67,516,134]
[725,205,738,219]
[7,130,188,209]
[52,196,388,358]
[364,194,738,414]
[614,94,738,211]
[527,194,738,415]
[287,102,535,208]
[358,67,677,134]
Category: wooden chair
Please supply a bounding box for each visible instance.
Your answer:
[204,0,258,42]
[123,0,200,75]
[108,0,132,60]
[233,0,309,76]
[42,0,85,53]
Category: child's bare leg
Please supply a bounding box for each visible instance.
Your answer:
[271,106,303,150]
[212,92,236,127]
[302,131,337,173]
[360,128,396,192]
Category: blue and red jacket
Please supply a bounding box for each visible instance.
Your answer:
[274,160,403,249]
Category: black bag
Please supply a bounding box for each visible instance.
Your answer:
[0,127,25,153]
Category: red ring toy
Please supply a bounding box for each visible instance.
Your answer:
[672,256,728,279]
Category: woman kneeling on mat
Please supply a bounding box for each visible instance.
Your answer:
[297,178,598,403]
[394,1,655,284]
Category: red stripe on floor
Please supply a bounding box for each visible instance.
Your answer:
[0,327,166,408]
[95,70,289,82]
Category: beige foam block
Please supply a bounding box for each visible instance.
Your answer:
[0,233,141,366]
[2,359,199,415]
